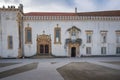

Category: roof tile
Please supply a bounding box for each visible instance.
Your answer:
[24,10,120,16]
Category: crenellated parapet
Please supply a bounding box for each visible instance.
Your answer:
[0,4,23,13]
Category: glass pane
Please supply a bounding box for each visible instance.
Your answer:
[9,36,13,48]
[101,47,106,54]
[87,34,91,43]
[89,47,91,54]
[27,30,31,42]
[56,30,60,38]
[45,45,49,53]
[40,45,44,53]
[72,32,76,36]
[117,47,120,54]
[103,36,106,43]
[86,47,91,54]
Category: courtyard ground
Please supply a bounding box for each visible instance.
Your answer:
[0,57,120,80]
[57,62,120,80]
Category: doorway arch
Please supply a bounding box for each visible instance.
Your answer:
[37,34,51,55]
[71,47,76,57]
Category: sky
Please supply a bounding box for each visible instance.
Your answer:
[0,0,120,13]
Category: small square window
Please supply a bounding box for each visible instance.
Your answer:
[101,47,106,54]
[116,47,120,54]
[86,47,91,54]
[8,36,13,49]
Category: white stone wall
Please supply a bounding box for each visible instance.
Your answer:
[0,9,120,58]
[0,5,120,58]
[0,11,2,57]
[23,19,120,57]
[0,11,19,58]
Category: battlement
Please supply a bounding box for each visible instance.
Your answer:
[0,4,23,12]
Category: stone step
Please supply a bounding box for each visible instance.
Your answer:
[31,55,54,59]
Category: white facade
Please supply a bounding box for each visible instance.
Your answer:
[0,4,120,58]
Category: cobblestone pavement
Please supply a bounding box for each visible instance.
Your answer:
[0,57,120,80]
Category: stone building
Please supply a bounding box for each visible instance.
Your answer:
[0,4,120,58]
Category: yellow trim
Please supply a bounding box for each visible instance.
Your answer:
[85,30,93,34]
[100,31,108,34]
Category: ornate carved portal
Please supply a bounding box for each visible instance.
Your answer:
[65,26,82,57]
[68,43,80,57]
[36,34,51,56]
[65,38,82,57]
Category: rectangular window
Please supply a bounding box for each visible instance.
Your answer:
[25,27,32,44]
[87,34,91,43]
[54,27,61,44]
[86,47,91,54]
[116,31,120,43]
[8,36,13,49]
[72,32,76,36]
[56,30,60,38]
[101,47,106,54]
[103,36,106,43]
[27,30,32,42]
[101,31,107,43]
[86,31,93,43]
[116,47,120,54]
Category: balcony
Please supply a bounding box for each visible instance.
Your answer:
[65,38,82,45]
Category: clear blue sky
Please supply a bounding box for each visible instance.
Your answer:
[0,0,120,12]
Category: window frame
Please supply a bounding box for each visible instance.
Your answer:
[116,47,120,54]
[8,35,13,49]
[25,27,32,44]
[101,47,106,54]
[54,26,61,44]
[86,30,93,43]
[86,47,91,54]
[116,31,120,43]
[100,31,107,43]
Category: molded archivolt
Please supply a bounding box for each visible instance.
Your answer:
[36,33,51,55]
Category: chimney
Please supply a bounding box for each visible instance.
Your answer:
[3,5,5,8]
[75,7,77,13]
